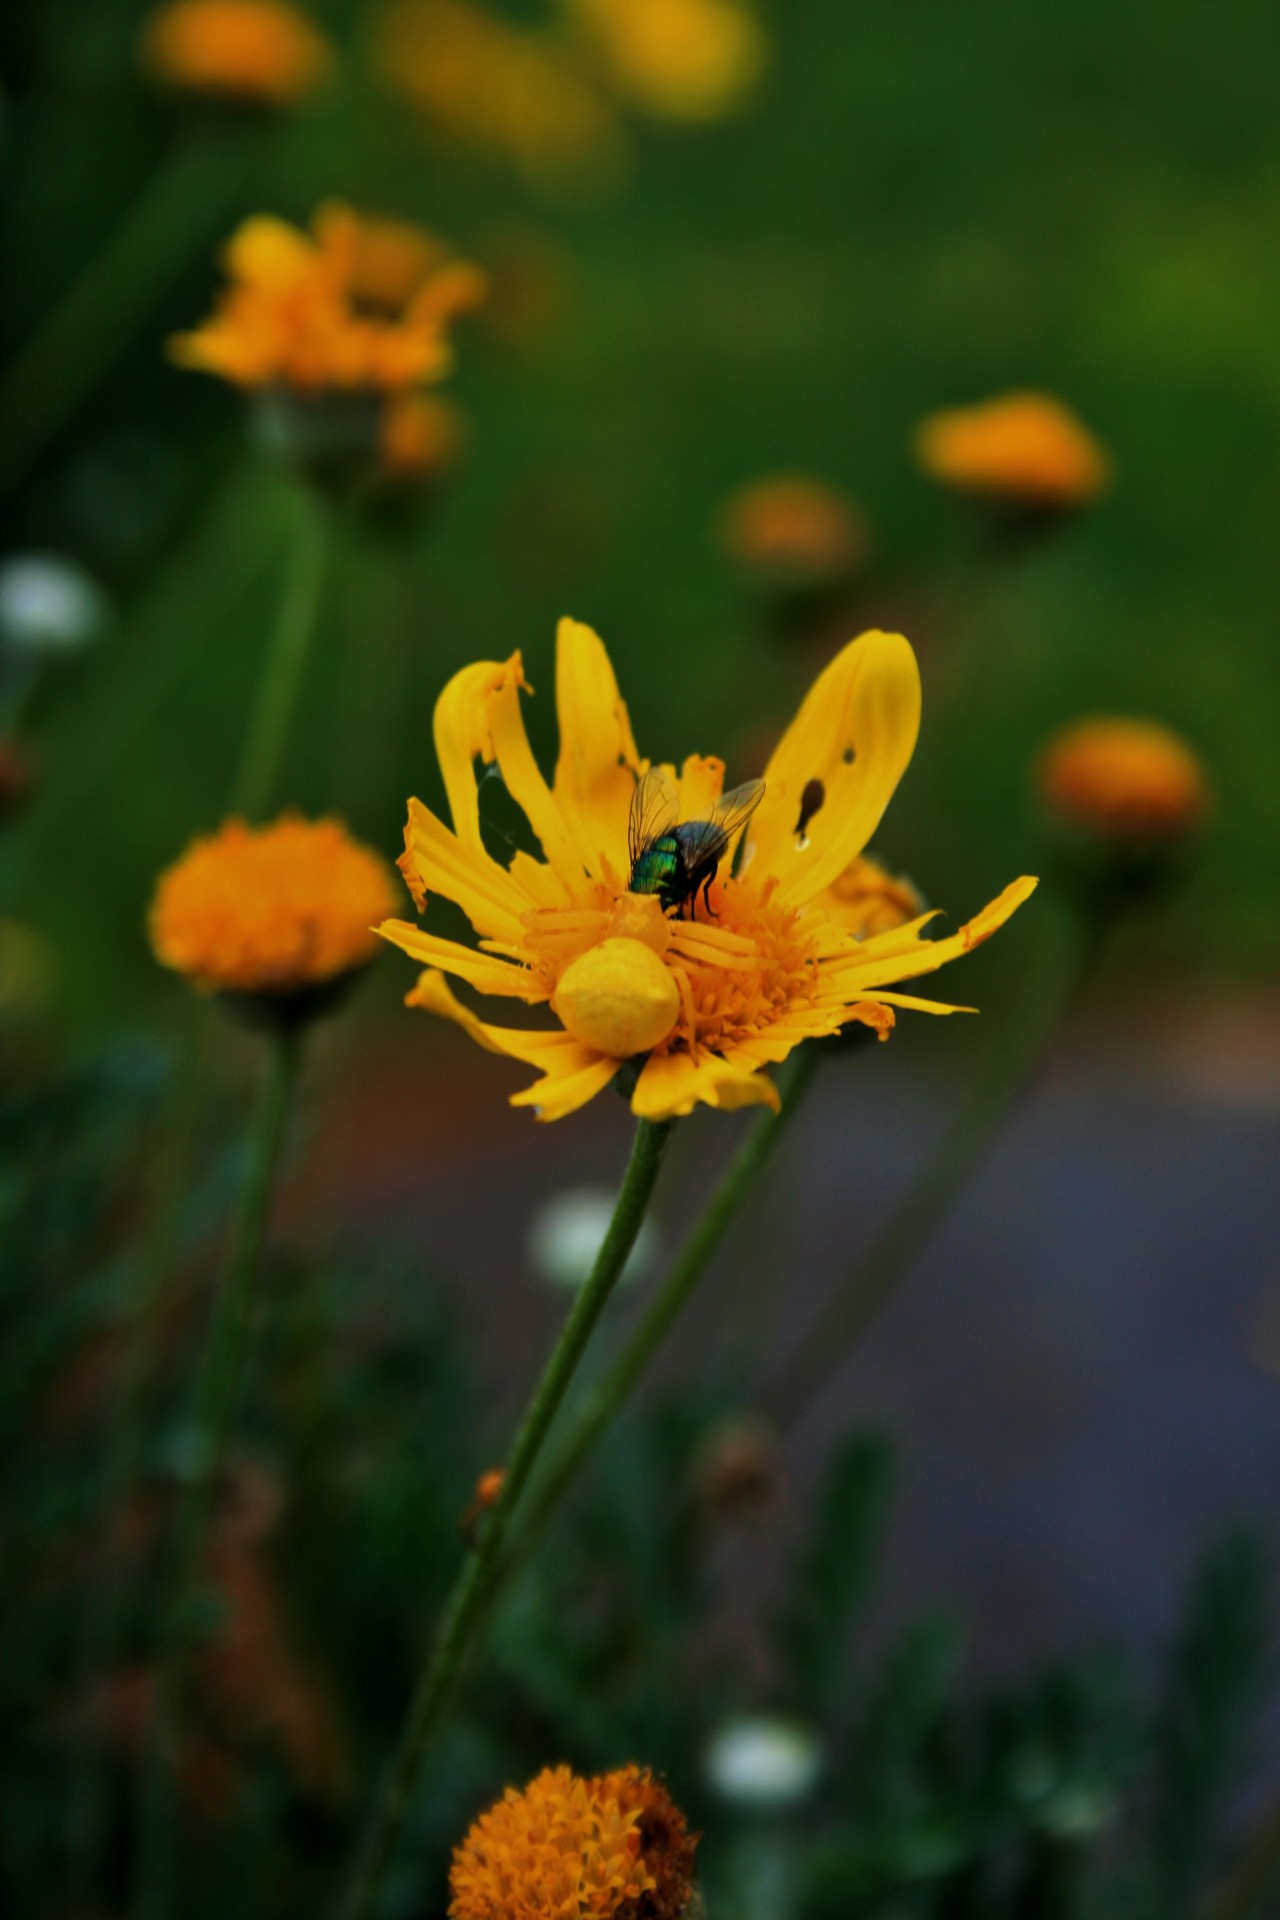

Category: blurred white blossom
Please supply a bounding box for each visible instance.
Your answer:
[705,1716,822,1810]
[526,1184,661,1292]
[0,553,108,657]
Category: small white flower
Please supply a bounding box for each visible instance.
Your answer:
[705,1716,822,1811]
[526,1185,661,1292]
[0,553,108,656]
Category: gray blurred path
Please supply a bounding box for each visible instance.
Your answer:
[300,990,1280,1676]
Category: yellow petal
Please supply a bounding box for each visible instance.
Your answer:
[225,215,319,286]
[675,753,725,822]
[828,877,1038,992]
[630,1049,780,1119]
[433,655,522,854]
[377,920,545,1000]
[510,1054,623,1121]
[864,990,971,1015]
[745,630,921,908]
[406,970,619,1119]
[487,659,588,888]
[399,797,531,940]
[552,617,643,875]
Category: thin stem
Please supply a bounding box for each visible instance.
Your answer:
[66,1009,214,1899]
[134,1025,301,1920]
[0,123,253,500]
[337,1117,675,1920]
[230,482,328,821]
[14,472,286,883]
[761,897,1101,1431]
[513,1045,821,1564]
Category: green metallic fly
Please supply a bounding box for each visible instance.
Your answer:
[627,769,765,917]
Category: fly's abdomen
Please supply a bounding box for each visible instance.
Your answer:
[630,837,681,904]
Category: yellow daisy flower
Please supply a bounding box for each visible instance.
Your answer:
[449,1763,697,1920]
[379,619,1036,1122]
[169,203,486,394]
[140,0,333,108]
[915,391,1110,510]
[151,813,398,1004]
[1037,716,1209,843]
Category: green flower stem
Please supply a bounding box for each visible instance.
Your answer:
[510,1044,822,1568]
[1199,1787,1280,1920]
[0,123,255,500]
[135,1024,301,1920]
[14,472,286,883]
[230,480,329,820]
[66,1007,214,1899]
[761,894,1101,1431]
[337,1116,676,1920]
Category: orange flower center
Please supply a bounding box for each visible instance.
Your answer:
[516,869,822,1062]
[449,1764,696,1920]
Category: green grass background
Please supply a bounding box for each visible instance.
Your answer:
[5,0,1278,1036]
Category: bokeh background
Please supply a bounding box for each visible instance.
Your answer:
[3,0,1280,1912]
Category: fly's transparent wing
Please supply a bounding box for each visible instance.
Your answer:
[628,768,680,866]
[677,778,766,872]
[709,778,766,842]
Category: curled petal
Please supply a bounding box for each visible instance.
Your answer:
[405,971,619,1122]
[827,876,1038,993]
[399,797,532,939]
[378,920,545,999]
[432,654,523,853]
[631,1049,780,1120]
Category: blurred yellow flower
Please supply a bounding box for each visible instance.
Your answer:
[915,391,1110,509]
[1037,716,1209,842]
[150,814,398,999]
[379,619,1035,1121]
[450,1763,697,1920]
[141,0,333,106]
[0,918,56,1020]
[569,0,766,121]
[821,854,924,939]
[377,0,623,183]
[718,473,867,587]
[170,204,485,393]
[377,391,466,487]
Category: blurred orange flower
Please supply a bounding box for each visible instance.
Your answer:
[915,391,1110,509]
[170,204,485,393]
[1037,716,1209,842]
[150,814,397,999]
[313,203,458,315]
[450,1764,697,1920]
[569,0,766,121]
[378,391,466,487]
[377,0,623,183]
[141,0,333,106]
[379,619,1035,1121]
[718,473,867,587]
